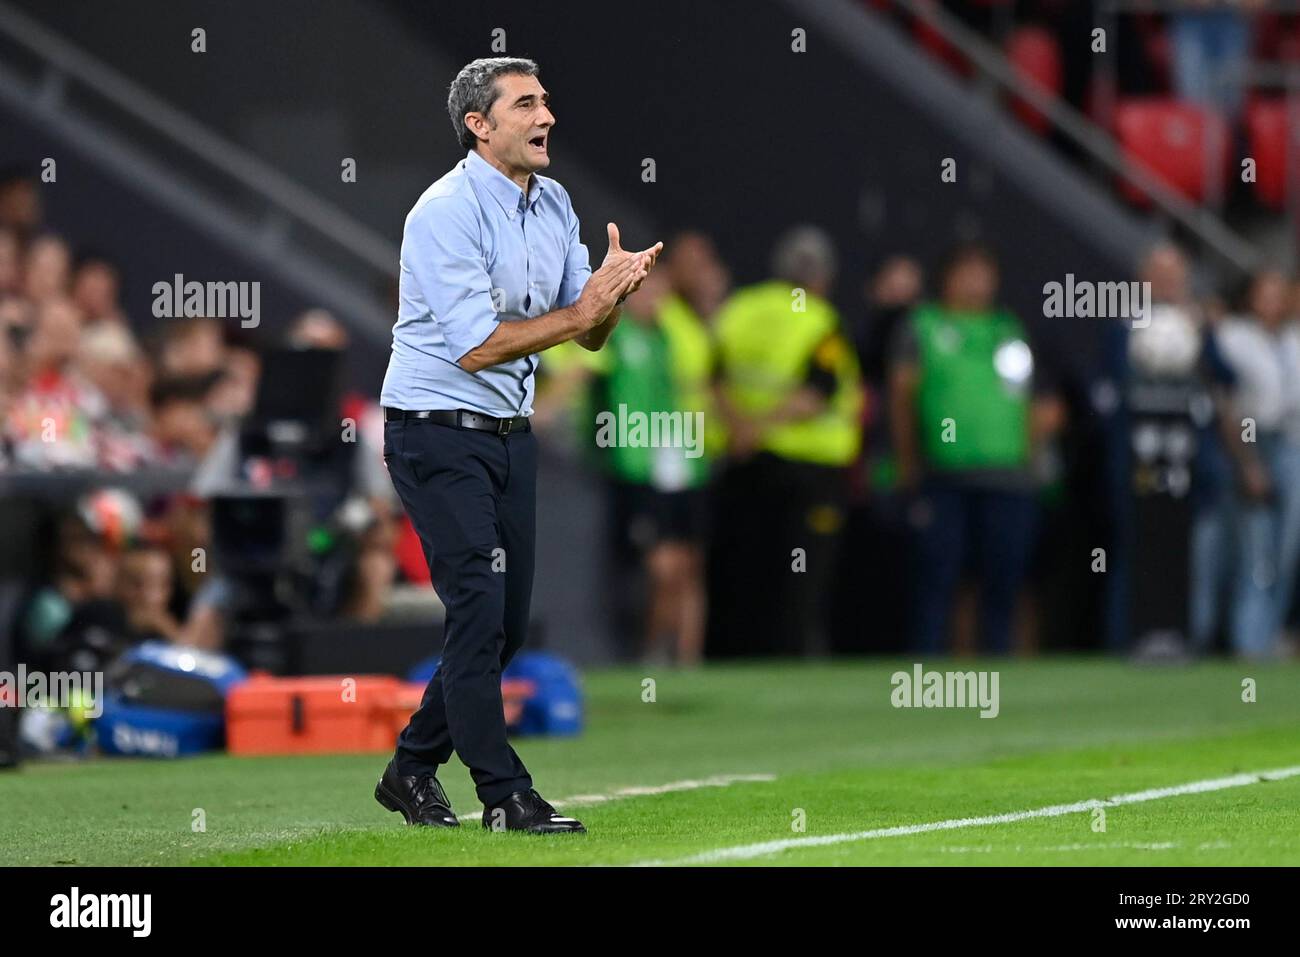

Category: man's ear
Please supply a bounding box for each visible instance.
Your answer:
[464,111,491,143]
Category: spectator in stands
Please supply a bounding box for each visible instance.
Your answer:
[889,242,1059,654]
[0,295,31,464]
[205,335,261,424]
[0,292,33,341]
[0,170,42,243]
[152,493,227,652]
[77,322,156,471]
[1170,0,1260,121]
[710,226,864,657]
[156,316,225,379]
[71,254,126,326]
[117,545,184,644]
[19,509,124,672]
[149,374,222,467]
[7,297,106,470]
[23,234,72,305]
[1214,268,1300,657]
[0,227,21,295]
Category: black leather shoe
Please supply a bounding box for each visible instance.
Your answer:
[374,760,460,827]
[482,789,586,833]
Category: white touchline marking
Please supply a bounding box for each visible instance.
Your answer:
[941,837,1232,852]
[636,765,1300,865]
[938,840,1231,854]
[459,773,775,822]
[940,841,1179,853]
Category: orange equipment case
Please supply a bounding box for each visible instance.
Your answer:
[226,674,536,756]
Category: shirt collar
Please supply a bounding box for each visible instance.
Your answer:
[465,149,544,216]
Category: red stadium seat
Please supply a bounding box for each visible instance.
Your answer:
[1005,26,1062,135]
[1113,98,1230,205]
[1245,98,1290,209]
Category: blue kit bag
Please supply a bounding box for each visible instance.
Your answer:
[406,650,583,737]
[96,641,248,757]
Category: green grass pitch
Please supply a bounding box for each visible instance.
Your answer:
[1,658,1298,866]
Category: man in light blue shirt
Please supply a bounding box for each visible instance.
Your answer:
[380,147,588,417]
[375,57,661,834]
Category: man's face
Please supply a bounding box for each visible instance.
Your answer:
[28,299,82,371]
[25,236,71,303]
[72,261,120,318]
[666,233,729,316]
[120,550,173,613]
[1251,271,1289,326]
[473,73,555,175]
[0,180,41,233]
[154,399,213,455]
[1140,245,1189,304]
[944,259,997,312]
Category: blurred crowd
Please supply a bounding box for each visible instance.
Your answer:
[5,153,1300,671]
[535,225,1300,665]
[0,169,400,675]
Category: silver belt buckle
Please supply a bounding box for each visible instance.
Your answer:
[496,416,512,437]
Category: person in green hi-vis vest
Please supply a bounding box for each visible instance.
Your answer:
[532,233,727,666]
[588,234,728,666]
[888,242,1063,656]
[710,226,865,658]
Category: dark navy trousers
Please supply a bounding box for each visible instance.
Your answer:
[383,417,535,806]
[910,480,1038,655]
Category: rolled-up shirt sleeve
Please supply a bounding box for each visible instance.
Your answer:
[556,189,592,309]
[407,197,501,362]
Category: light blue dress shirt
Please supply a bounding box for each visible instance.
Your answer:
[380,149,593,417]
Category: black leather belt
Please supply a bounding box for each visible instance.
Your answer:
[383,407,531,436]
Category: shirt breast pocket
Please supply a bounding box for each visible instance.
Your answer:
[482,253,515,318]
[534,227,572,310]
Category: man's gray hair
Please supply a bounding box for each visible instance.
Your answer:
[771,225,838,287]
[447,57,540,150]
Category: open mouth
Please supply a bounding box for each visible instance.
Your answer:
[528,134,548,152]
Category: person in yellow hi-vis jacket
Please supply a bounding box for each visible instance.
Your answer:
[710,226,865,657]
